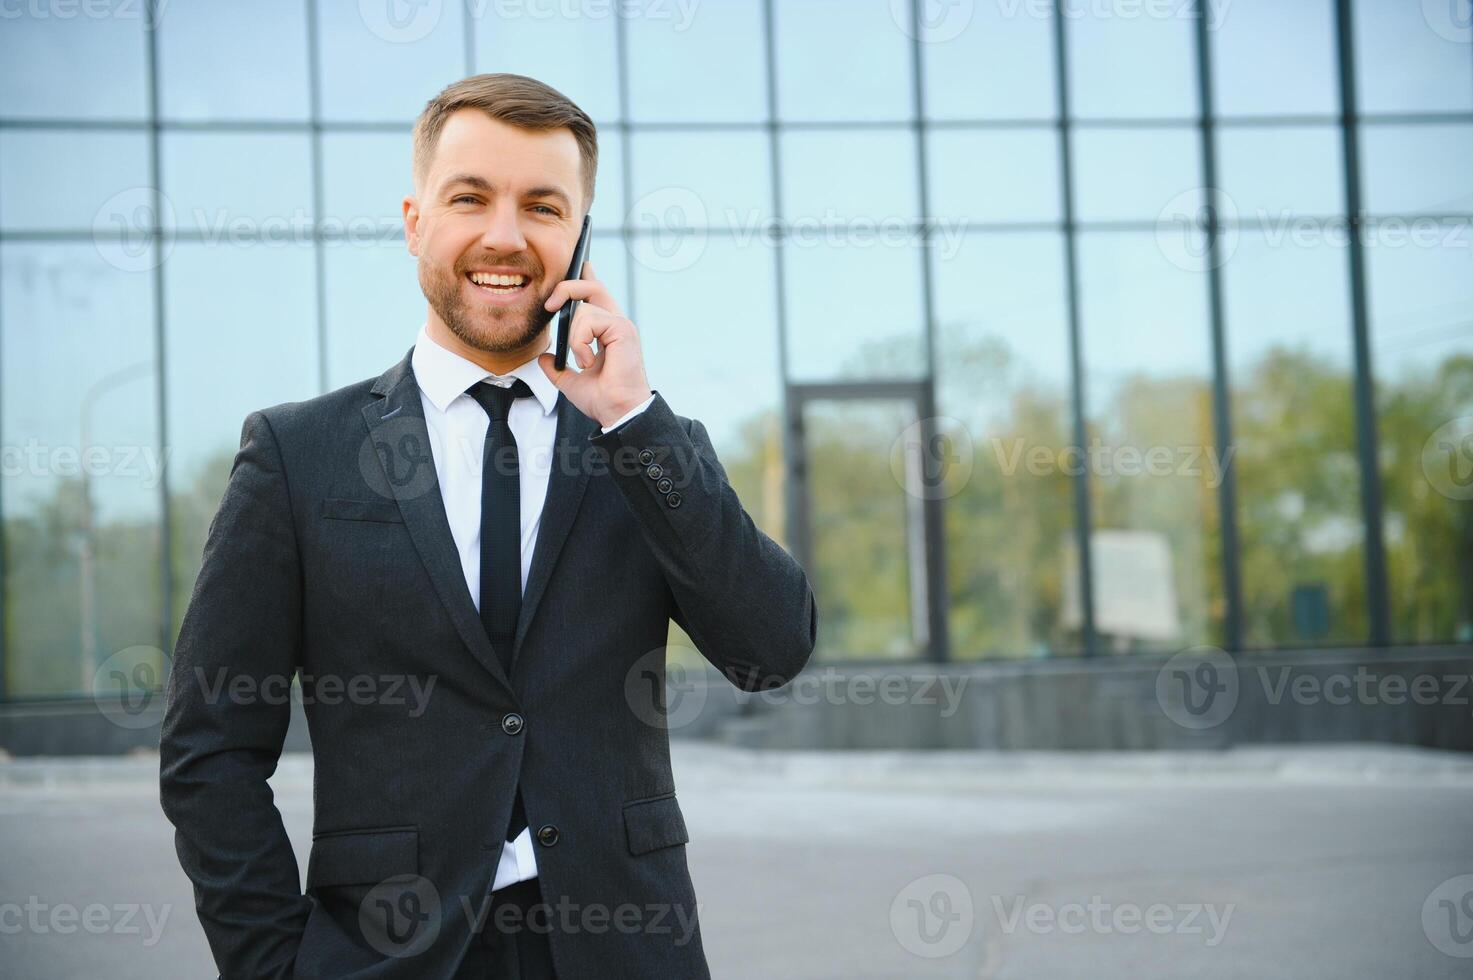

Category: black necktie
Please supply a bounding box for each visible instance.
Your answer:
[466,378,534,842]
[466,378,534,671]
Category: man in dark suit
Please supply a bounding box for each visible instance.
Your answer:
[159,73,817,979]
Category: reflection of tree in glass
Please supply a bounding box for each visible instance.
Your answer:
[1087,372,1223,652]
[804,398,917,661]
[1379,352,1473,643]
[936,326,1077,660]
[1234,346,1365,647]
[5,476,163,697]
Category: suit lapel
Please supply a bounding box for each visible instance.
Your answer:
[511,390,597,668]
[360,348,513,694]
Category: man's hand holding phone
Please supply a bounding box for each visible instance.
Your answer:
[537,259,653,430]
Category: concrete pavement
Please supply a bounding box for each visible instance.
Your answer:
[2,743,1471,978]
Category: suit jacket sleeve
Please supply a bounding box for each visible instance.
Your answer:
[159,410,311,979]
[588,391,818,691]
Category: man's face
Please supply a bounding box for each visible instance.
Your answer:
[404,110,584,356]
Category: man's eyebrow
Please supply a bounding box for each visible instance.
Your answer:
[525,185,573,209]
[441,175,572,209]
[442,173,494,194]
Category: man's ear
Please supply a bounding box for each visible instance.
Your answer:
[402,195,421,256]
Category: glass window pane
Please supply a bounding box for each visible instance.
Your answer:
[1077,231,1221,652]
[628,131,773,232]
[1216,126,1344,219]
[1366,237,1473,644]
[316,1,464,122]
[164,242,319,640]
[805,397,924,660]
[321,131,411,238]
[779,130,925,382]
[1360,124,1473,215]
[1210,0,1338,117]
[0,129,151,233]
[1222,230,1364,647]
[932,231,1080,657]
[775,0,913,121]
[2,243,162,697]
[926,129,1061,224]
[158,0,310,120]
[0,12,147,119]
[922,0,1056,120]
[625,0,768,122]
[587,126,625,233]
[1072,129,1201,223]
[1353,0,1473,113]
[1066,9,1198,119]
[783,243,926,382]
[475,7,620,123]
[162,133,315,235]
[781,130,919,224]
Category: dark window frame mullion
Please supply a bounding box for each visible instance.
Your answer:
[907,0,950,663]
[1335,0,1391,646]
[763,0,803,573]
[1194,0,1243,653]
[146,0,175,663]
[1051,0,1098,656]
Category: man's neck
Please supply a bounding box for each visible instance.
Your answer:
[425,317,546,377]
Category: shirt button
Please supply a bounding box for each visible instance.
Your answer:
[501,713,524,735]
[638,449,655,466]
[536,824,560,847]
[666,491,682,509]
[656,477,673,494]
[646,463,663,480]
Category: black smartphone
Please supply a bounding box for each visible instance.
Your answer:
[553,215,592,371]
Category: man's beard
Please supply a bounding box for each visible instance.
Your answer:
[419,252,555,354]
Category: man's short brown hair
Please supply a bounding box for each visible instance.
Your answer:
[412,73,598,212]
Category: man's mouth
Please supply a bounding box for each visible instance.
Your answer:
[465,270,531,300]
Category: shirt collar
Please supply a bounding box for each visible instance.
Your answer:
[411,323,559,417]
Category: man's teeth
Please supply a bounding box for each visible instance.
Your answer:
[469,272,526,288]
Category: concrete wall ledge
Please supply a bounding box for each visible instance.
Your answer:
[2,645,1469,755]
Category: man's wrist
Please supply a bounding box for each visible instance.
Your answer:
[600,391,656,433]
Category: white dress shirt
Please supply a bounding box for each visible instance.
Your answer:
[409,324,652,890]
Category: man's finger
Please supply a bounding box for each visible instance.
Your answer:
[544,277,623,316]
[567,304,605,370]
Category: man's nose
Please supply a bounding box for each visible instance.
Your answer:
[478,201,527,253]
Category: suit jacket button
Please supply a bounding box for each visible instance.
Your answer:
[646,463,663,480]
[657,477,673,494]
[638,449,655,466]
[536,824,560,847]
[666,491,682,508]
[501,713,524,735]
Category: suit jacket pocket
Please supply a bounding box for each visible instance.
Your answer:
[320,497,405,524]
[307,826,418,889]
[623,793,689,856]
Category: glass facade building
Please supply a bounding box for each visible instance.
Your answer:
[1,0,1470,701]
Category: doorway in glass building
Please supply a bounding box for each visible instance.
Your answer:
[787,382,949,664]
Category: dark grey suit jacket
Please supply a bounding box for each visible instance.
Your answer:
[159,346,818,978]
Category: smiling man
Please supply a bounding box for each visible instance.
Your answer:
[159,74,818,979]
